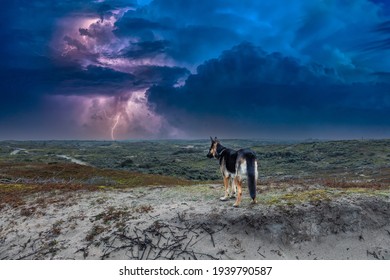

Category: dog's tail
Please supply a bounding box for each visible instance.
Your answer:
[246,152,257,200]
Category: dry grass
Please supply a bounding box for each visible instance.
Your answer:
[319,178,388,189]
[0,161,193,210]
[93,207,132,224]
[260,176,388,190]
[0,161,192,186]
[1,160,388,210]
[85,225,106,242]
[0,182,92,210]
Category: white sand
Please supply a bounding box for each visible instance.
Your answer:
[1,185,389,260]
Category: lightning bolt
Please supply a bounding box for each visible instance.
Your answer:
[111,113,121,141]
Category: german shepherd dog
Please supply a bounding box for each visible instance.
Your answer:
[207,137,258,207]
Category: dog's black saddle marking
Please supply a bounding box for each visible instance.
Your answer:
[219,149,237,173]
[219,147,257,174]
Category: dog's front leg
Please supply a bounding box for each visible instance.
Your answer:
[220,176,230,201]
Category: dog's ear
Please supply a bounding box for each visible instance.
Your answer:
[210,136,214,142]
[214,137,219,143]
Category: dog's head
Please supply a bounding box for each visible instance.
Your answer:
[207,136,219,158]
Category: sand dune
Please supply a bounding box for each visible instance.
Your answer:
[1,184,389,260]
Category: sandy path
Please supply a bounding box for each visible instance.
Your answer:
[1,184,389,260]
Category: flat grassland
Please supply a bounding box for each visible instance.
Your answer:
[0,139,389,260]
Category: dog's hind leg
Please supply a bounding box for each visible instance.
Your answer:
[220,176,230,201]
[229,177,236,198]
[233,177,243,207]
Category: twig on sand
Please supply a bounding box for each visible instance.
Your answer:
[201,223,215,247]
[257,246,266,258]
[366,250,380,260]
[77,213,223,260]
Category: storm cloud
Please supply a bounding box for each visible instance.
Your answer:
[1,0,390,140]
[148,42,390,138]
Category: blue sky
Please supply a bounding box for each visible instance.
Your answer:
[1,0,389,140]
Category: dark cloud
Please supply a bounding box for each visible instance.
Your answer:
[112,0,250,63]
[79,28,95,38]
[115,16,166,31]
[0,61,134,120]
[372,71,390,83]
[168,25,240,64]
[54,65,136,94]
[1,0,390,139]
[112,0,389,68]
[374,20,390,33]
[369,0,390,14]
[63,35,88,51]
[119,40,170,59]
[148,42,340,111]
[148,43,390,138]
[113,14,168,41]
[363,20,390,51]
[132,65,189,87]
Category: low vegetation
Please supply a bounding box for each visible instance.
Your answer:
[0,139,389,209]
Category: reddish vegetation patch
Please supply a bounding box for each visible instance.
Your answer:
[0,162,191,184]
[0,161,192,210]
[0,183,94,210]
[260,176,388,191]
[320,179,387,190]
